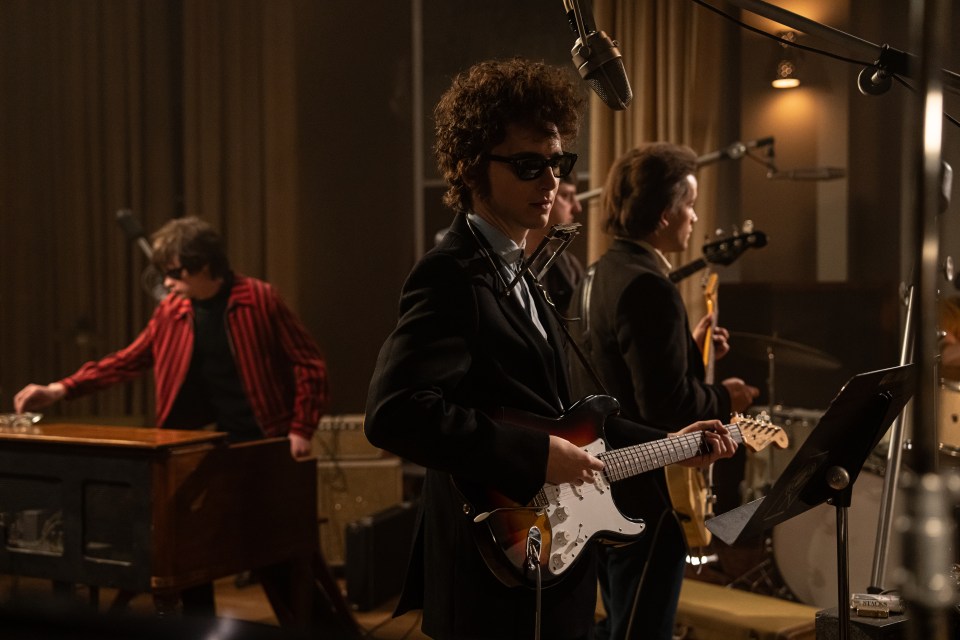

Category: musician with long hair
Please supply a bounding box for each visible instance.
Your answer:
[568,142,759,640]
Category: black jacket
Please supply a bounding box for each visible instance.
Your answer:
[365,215,662,639]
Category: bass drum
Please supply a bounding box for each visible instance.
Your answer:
[771,469,902,608]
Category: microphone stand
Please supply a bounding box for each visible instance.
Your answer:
[525,526,543,640]
[869,286,915,593]
[577,137,777,204]
[116,209,168,302]
[720,0,960,94]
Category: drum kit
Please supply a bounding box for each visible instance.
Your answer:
[731,331,843,505]
[705,332,960,609]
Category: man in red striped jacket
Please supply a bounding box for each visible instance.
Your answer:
[13,216,328,459]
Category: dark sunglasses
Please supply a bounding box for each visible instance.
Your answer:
[486,152,578,181]
[163,266,185,281]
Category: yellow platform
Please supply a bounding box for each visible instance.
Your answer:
[675,579,819,640]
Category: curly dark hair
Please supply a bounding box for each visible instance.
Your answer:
[603,142,698,238]
[434,58,585,213]
[151,216,231,278]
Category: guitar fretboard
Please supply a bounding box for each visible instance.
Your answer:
[599,424,745,482]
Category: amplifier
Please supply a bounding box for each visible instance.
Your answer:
[313,414,383,461]
[317,457,403,566]
[345,501,418,611]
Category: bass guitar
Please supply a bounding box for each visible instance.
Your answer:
[669,227,767,283]
[454,395,788,588]
[665,272,719,549]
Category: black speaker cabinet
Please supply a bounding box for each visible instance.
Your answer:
[344,501,418,612]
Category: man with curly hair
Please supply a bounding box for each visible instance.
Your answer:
[364,59,736,639]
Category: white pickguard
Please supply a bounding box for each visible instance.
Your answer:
[540,438,646,577]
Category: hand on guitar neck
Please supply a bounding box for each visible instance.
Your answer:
[692,281,760,414]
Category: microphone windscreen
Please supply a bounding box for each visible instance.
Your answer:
[585,58,632,111]
[573,31,632,111]
[116,208,146,241]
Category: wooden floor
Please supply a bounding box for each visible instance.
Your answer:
[0,573,430,640]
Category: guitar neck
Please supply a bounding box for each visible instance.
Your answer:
[668,258,708,283]
[704,308,718,385]
[599,424,743,482]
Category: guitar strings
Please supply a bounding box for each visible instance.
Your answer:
[541,418,776,503]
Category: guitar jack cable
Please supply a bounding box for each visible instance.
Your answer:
[525,526,543,640]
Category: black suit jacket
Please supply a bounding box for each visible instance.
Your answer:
[568,239,731,518]
[365,215,666,639]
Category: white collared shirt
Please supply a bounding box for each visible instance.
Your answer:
[468,213,548,339]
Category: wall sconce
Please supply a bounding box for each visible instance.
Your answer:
[772,31,801,89]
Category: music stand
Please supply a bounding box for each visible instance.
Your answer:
[706,364,916,640]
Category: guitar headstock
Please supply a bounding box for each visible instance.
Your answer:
[732,412,789,452]
[702,272,719,298]
[702,229,768,267]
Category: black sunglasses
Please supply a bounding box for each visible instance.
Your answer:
[163,266,185,281]
[486,152,578,181]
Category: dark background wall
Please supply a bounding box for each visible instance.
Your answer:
[0,0,958,421]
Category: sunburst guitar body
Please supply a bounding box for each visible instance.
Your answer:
[454,395,788,588]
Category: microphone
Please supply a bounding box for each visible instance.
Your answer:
[697,136,775,167]
[116,209,168,301]
[768,167,847,181]
[116,208,155,261]
[563,0,632,110]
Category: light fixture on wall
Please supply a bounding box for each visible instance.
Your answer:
[772,31,801,89]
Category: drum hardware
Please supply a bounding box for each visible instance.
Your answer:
[730,331,842,491]
[724,536,795,601]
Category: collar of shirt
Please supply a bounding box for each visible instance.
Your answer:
[467,213,526,269]
[615,236,673,276]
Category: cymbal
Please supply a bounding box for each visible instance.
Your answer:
[729,331,842,370]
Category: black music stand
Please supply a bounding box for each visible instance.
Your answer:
[706,364,916,640]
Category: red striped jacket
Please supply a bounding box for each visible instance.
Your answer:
[59,274,328,439]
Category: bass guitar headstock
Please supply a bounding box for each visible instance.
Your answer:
[702,224,768,268]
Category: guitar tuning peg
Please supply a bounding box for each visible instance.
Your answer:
[742,219,754,233]
[713,228,724,238]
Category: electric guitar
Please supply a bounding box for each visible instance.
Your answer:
[668,227,767,283]
[454,395,788,588]
[665,272,720,549]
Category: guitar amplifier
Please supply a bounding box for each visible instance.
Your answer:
[317,457,403,566]
[345,501,418,611]
[313,414,384,461]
